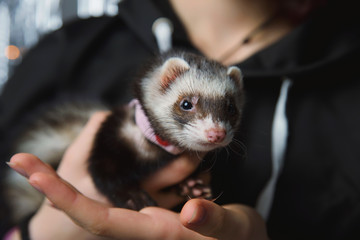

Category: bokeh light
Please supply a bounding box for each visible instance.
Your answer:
[4,45,21,60]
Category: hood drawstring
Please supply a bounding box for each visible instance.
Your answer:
[152,17,173,53]
[256,78,293,220]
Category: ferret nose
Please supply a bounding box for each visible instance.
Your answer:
[206,128,226,143]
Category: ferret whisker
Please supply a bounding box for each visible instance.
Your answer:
[229,138,246,152]
[227,144,241,156]
[195,150,203,161]
[203,153,218,172]
[7,51,245,221]
[210,191,224,202]
[224,145,230,156]
[230,139,247,155]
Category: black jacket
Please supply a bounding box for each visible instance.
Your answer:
[1,0,359,239]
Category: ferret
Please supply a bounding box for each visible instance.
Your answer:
[5,51,245,222]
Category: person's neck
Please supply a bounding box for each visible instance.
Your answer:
[169,0,293,65]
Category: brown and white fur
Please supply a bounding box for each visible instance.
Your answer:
[5,51,245,223]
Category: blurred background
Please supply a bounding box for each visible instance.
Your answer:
[0,0,122,93]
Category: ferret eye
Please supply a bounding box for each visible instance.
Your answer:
[180,99,193,111]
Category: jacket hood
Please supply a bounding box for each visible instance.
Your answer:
[241,0,360,81]
[117,0,360,83]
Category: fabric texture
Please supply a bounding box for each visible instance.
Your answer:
[0,0,359,239]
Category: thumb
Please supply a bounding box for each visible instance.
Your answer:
[180,199,268,240]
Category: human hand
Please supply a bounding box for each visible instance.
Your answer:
[181,199,269,240]
[8,111,268,239]
[7,112,203,239]
[53,112,203,209]
[9,154,269,240]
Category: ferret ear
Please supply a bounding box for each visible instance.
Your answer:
[160,57,190,90]
[227,66,243,90]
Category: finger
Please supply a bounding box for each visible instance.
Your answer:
[143,152,204,191]
[28,172,210,239]
[180,199,268,240]
[7,153,56,178]
[143,153,206,209]
[149,190,184,209]
[150,170,211,209]
[28,171,150,238]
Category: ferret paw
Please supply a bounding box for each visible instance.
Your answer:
[177,178,212,200]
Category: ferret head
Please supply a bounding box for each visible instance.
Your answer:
[136,52,244,152]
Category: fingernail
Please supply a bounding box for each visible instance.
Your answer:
[6,162,29,178]
[5,161,15,167]
[188,205,206,225]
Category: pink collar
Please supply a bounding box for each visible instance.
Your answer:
[129,99,184,155]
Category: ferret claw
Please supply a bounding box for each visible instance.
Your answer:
[178,178,212,200]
